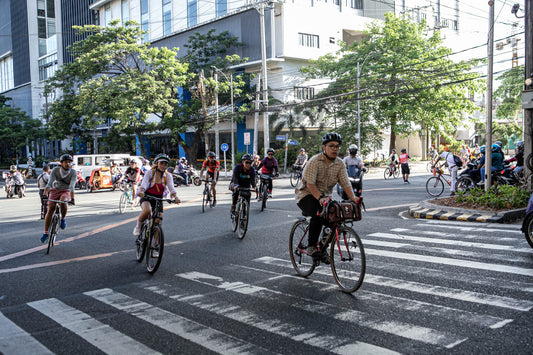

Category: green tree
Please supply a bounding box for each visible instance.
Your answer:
[494,65,524,121]
[162,29,252,161]
[44,20,190,154]
[302,13,482,156]
[0,95,43,165]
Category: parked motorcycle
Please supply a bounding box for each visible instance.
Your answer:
[521,192,533,249]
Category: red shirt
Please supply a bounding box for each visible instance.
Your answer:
[399,153,409,164]
[202,159,220,173]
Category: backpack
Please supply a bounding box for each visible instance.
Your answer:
[453,154,463,168]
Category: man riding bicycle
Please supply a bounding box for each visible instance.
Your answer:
[40,154,77,243]
[133,154,180,254]
[124,159,142,197]
[258,148,279,198]
[388,149,399,176]
[294,148,308,170]
[230,154,257,214]
[199,151,220,206]
[295,132,360,260]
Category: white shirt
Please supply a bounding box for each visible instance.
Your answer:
[440,151,455,168]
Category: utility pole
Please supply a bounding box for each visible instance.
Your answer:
[485,1,495,191]
[214,72,220,160]
[259,1,270,154]
[525,0,533,180]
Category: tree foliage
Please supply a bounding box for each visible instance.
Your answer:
[302,13,483,155]
[494,65,524,121]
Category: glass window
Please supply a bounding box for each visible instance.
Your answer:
[0,55,14,92]
[38,18,46,38]
[141,0,149,42]
[163,0,171,35]
[46,0,55,18]
[298,33,319,48]
[105,4,111,26]
[38,53,57,81]
[121,0,129,23]
[187,0,197,27]
[294,87,314,100]
[37,0,45,16]
[216,0,227,17]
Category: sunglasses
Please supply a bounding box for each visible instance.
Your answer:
[244,161,252,164]
[268,153,274,156]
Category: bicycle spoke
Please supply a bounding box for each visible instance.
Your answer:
[289,220,315,277]
[330,227,365,293]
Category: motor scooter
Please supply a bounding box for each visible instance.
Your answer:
[187,167,201,186]
[3,172,24,198]
[336,167,366,199]
[521,192,533,249]
[75,170,87,190]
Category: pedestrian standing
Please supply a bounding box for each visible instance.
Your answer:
[399,148,410,184]
[434,146,457,195]
[37,165,50,219]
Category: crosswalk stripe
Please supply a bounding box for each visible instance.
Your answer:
[372,232,532,252]
[176,271,467,349]
[84,288,265,354]
[364,247,533,277]
[27,298,159,355]
[414,223,523,233]
[394,228,519,241]
[254,257,533,311]
[0,312,53,355]
[145,283,400,355]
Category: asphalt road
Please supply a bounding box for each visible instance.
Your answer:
[0,163,532,354]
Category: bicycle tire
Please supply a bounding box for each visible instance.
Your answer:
[393,167,400,179]
[426,176,444,197]
[136,223,148,262]
[146,225,164,273]
[290,171,299,187]
[202,187,207,213]
[261,184,267,211]
[231,200,239,232]
[456,176,474,193]
[119,192,128,214]
[330,226,366,293]
[47,213,59,254]
[527,153,533,171]
[288,219,315,277]
[237,199,249,239]
[524,173,533,191]
[523,213,533,249]
[193,177,201,186]
[383,167,391,180]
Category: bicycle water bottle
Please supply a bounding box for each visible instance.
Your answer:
[320,227,331,248]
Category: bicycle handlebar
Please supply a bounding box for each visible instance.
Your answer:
[142,195,177,204]
[43,198,70,204]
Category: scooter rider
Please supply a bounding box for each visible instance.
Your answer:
[6,165,26,197]
[343,144,364,178]
[505,141,524,176]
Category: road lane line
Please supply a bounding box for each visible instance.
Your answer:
[0,312,53,355]
[85,288,267,355]
[147,282,400,354]
[27,298,159,355]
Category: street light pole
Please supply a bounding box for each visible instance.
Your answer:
[356,51,375,150]
[214,72,220,160]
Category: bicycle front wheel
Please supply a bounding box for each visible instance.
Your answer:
[456,176,474,194]
[202,189,207,213]
[231,201,239,232]
[119,192,128,214]
[237,199,249,239]
[136,224,148,262]
[290,171,299,187]
[383,167,391,180]
[146,225,164,273]
[426,176,444,197]
[289,219,315,277]
[523,213,533,249]
[393,167,400,178]
[261,184,267,211]
[330,226,365,293]
[47,214,59,254]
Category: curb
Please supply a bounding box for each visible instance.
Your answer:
[409,200,526,224]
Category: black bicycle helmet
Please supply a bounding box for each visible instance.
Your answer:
[242,154,253,161]
[154,153,170,163]
[516,141,524,150]
[322,132,342,145]
[207,151,216,158]
[60,154,73,162]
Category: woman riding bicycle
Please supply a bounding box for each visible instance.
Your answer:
[124,159,142,197]
[133,154,180,239]
[257,148,279,198]
[230,154,257,214]
[295,132,360,258]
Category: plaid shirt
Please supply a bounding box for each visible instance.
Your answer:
[295,153,351,202]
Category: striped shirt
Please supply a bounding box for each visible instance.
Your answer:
[295,153,351,202]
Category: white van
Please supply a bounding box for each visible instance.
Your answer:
[73,154,133,180]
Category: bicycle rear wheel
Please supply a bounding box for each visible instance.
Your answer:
[426,176,444,197]
[330,226,365,293]
[393,168,400,179]
[237,199,249,239]
[456,176,474,193]
[231,200,239,232]
[290,171,299,187]
[383,167,391,180]
[289,219,315,277]
[47,213,59,254]
[119,192,127,214]
[146,225,164,273]
[136,224,148,262]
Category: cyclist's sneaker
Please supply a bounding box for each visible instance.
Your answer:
[268,192,272,198]
[60,219,67,229]
[212,199,217,207]
[40,233,49,243]
[307,246,318,256]
[151,250,159,258]
[133,226,141,236]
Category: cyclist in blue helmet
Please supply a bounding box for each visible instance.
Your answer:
[481,144,505,183]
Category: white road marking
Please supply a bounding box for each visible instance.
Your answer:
[0,312,53,355]
[27,298,158,355]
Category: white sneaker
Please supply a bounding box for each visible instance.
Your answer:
[133,226,141,236]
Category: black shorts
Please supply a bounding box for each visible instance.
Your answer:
[207,171,219,182]
[401,163,410,174]
[140,193,164,212]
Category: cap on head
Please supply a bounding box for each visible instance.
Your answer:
[401,148,407,153]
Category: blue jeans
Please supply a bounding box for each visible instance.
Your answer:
[480,166,499,182]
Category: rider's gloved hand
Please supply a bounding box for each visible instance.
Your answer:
[68,199,75,206]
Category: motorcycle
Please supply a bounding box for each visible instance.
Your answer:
[3,172,25,198]
[166,167,188,187]
[521,192,533,249]
[75,170,87,190]
[187,167,201,186]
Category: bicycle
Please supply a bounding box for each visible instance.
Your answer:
[258,172,275,211]
[290,165,303,187]
[289,199,366,293]
[231,187,253,239]
[426,165,476,197]
[119,181,136,214]
[201,179,214,213]
[383,164,399,179]
[44,199,71,255]
[135,195,176,273]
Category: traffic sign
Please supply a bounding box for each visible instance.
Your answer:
[276,135,286,141]
[243,132,250,145]
[288,140,298,145]
[220,143,229,152]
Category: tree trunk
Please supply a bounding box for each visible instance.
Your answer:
[389,114,397,153]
